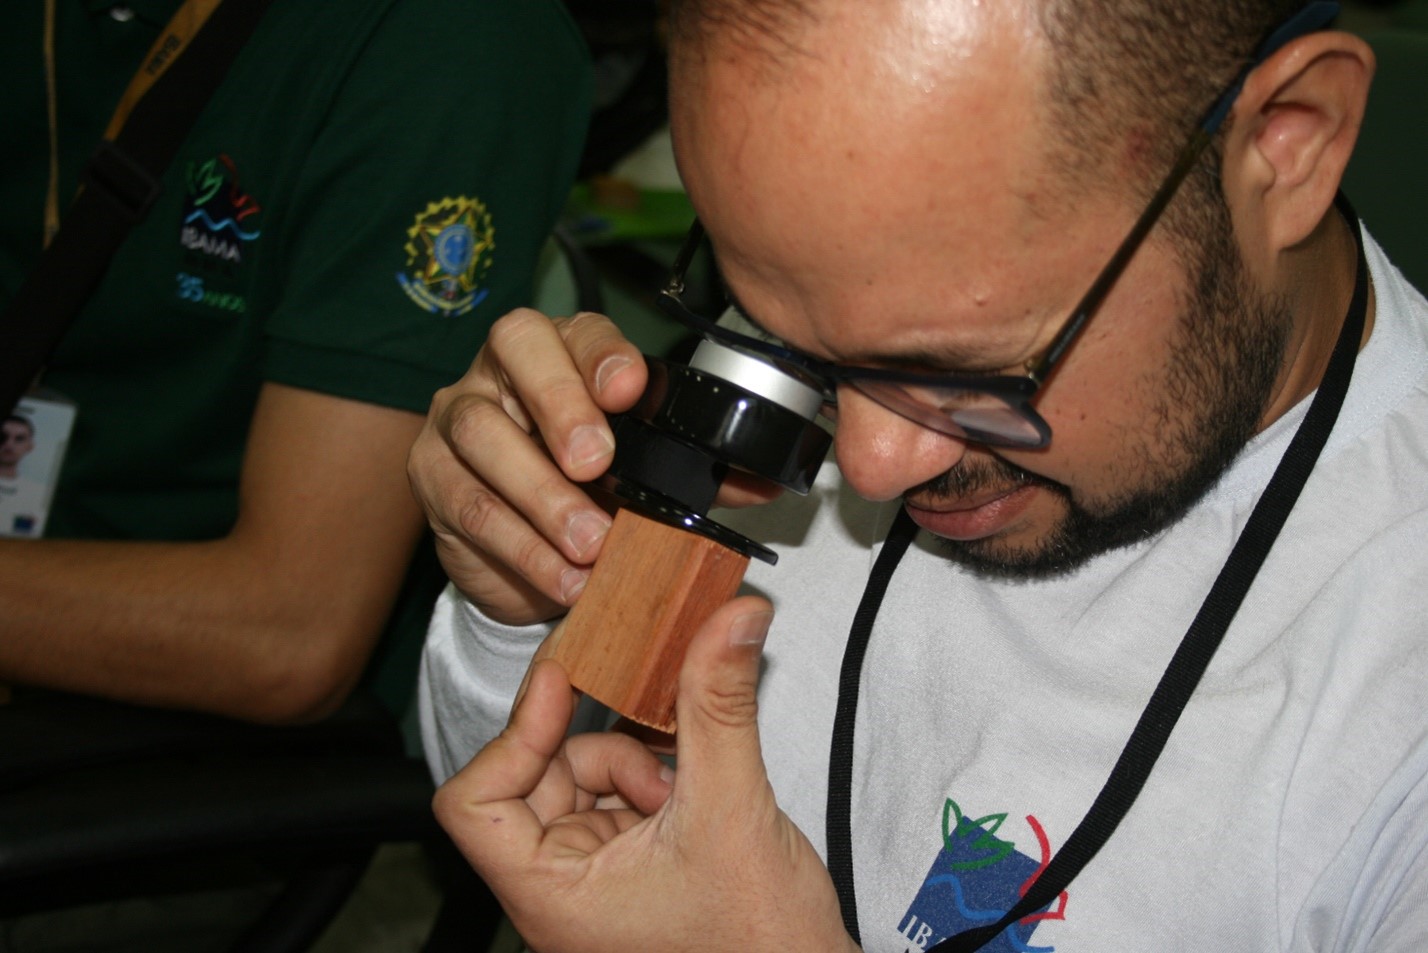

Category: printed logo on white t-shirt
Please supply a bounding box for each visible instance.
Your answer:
[894,798,1069,952]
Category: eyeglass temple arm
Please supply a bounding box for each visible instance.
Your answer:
[1025,128,1212,385]
[1025,0,1340,386]
[663,218,708,297]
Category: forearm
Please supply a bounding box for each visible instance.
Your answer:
[0,533,403,723]
[0,384,431,722]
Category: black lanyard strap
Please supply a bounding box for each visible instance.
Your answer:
[827,505,921,943]
[827,196,1368,952]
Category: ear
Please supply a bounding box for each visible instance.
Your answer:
[1220,30,1375,253]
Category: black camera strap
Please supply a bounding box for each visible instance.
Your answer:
[827,197,1368,952]
[1,0,275,416]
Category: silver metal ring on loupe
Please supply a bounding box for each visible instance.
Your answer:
[688,339,824,421]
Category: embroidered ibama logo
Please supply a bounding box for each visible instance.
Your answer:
[180,154,262,265]
[175,154,262,313]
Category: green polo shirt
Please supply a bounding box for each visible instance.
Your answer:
[0,0,592,713]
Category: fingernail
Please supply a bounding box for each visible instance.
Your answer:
[658,764,676,788]
[565,510,610,558]
[595,355,633,394]
[729,610,774,648]
[567,424,614,470]
[559,568,590,603]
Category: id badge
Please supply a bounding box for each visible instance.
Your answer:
[1,391,77,538]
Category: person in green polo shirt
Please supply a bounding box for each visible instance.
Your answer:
[0,0,592,723]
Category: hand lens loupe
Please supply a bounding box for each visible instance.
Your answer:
[556,328,833,732]
[597,335,833,564]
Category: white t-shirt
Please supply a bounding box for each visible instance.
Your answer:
[420,231,1428,952]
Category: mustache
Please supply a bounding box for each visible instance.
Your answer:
[908,455,1061,501]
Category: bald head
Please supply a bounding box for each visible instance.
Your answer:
[669,0,1303,208]
[668,0,1094,379]
[669,0,1065,266]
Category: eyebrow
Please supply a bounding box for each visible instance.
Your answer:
[723,290,1020,377]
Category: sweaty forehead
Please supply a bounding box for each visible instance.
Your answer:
[669,0,1083,364]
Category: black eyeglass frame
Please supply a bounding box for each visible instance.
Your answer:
[655,1,1340,449]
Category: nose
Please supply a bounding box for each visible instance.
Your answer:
[831,387,968,502]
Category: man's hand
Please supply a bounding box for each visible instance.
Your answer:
[408,310,647,625]
[408,308,783,627]
[433,595,859,953]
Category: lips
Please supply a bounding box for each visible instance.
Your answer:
[903,483,1039,541]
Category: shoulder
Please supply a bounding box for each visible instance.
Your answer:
[254,0,590,92]
[353,0,589,78]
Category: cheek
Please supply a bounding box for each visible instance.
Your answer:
[1023,267,1189,489]
[1017,345,1174,499]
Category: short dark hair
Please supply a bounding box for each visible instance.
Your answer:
[1037,0,1304,237]
[4,415,34,437]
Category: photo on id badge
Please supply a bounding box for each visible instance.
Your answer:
[1,393,76,539]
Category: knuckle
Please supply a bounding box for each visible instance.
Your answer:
[428,379,460,414]
[451,486,561,584]
[427,381,469,426]
[487,308,552,352]
[404,439,429,490]
[693,680,760,730]
[530,467,576,508]
[510,528,560,580]
[564,312,630,359]
[444,395,506,449]
[542,372,599,411]
[452,484,507,544]
[430,782,461,824]
[558,310,608,334]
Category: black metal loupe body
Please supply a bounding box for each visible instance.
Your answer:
[600,340,833,564]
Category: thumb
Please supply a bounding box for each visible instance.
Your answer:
[671,595,775,798]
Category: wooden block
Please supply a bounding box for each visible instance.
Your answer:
[551,507,750,733]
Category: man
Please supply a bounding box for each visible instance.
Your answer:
[0,414,46,536]
[414,0,1428,949]
[0,0,590,723]
[0,416,35,481]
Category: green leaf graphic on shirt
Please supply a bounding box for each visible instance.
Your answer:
[941,798,1015,871]
[187,158,224,206]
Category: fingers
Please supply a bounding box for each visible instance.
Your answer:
[410,431,570,622]
[557,311,649,423]
[431,529,563,625]
[671,596,776,805]
[442,312,632,551]
[437,653,673,896]
[491,310,645,479]
[409,309,647,618]
[485,312,619,480]
[507,630,668,820]
[549,732,674,819]
[428,392,605,607]
[433,659,576,867]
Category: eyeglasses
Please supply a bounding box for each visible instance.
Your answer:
[657,1,1339,449]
